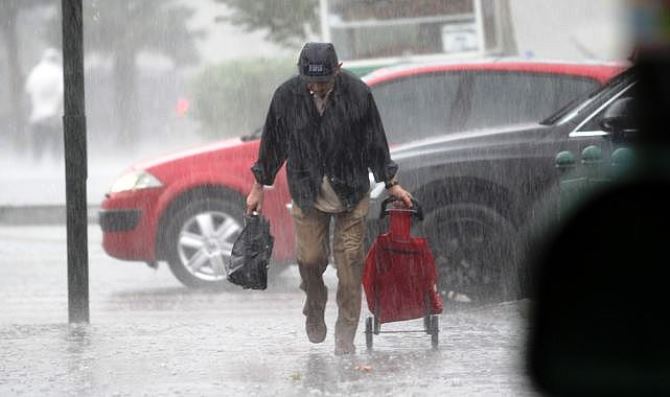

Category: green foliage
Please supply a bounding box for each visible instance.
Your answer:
[191,58,296,138]
[216,0,319,48]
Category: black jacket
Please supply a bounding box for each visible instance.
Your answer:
[251,71,398,211]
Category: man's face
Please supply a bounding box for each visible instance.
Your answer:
[305,63,341,97]
[306,79,335,97]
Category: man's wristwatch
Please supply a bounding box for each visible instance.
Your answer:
[385,179,399,190]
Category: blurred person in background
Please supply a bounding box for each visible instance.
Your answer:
[25,48,64,161]
[247,42,412,355]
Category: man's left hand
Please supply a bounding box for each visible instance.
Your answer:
[387,185,413,208]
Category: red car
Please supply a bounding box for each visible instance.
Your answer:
[99,60,622,288]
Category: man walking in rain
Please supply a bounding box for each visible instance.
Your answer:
[247,42,412,355]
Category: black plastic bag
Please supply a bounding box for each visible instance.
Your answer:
[226,213,274,290]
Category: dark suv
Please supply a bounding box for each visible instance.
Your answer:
[370,67,636,302]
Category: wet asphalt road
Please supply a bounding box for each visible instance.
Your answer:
[0,225,539,396]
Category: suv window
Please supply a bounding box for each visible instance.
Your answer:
[577,82,636,132]
[462,72,600,131]
[371,72,465,144]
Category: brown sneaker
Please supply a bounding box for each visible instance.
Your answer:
[305,311,327,343]
[334,322,357,355]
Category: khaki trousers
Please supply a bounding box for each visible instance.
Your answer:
[292,197,369,346]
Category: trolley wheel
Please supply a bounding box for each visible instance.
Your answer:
[365,317,374,350]
[430,315,439,349]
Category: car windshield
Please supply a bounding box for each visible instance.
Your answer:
[539,67,636,125]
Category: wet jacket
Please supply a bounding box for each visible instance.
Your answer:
[251,70,398,211]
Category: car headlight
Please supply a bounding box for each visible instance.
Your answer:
[109,170,163,193]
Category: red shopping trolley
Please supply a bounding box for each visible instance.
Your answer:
[362,198,444,349]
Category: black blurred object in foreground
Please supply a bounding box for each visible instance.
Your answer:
[527,50,670,397]
[227,214,274,290]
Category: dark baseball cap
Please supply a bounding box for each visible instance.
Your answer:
[298,42,339,82]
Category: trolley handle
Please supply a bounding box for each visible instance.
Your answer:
[380,197,424,221]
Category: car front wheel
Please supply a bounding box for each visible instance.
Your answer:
[164,197,244,289]
[421,203,520,303]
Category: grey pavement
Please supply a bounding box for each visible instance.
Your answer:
[0,152,124,225]
[0,225,538,396]
[0,137,206,224]
[0,154,124,207]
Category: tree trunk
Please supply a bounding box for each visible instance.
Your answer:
[497,0,518,56]
[0,3,26,149]
[112,50,138,146]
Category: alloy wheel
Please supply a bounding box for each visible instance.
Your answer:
[176,211,243,282]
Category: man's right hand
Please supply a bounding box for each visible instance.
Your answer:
[246,183,264,214]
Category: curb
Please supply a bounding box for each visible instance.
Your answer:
[0,205,100,226]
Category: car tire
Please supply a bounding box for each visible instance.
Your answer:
[420,203,520,303]
[164,194,244,289]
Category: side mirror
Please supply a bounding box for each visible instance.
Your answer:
[599,97,637,143]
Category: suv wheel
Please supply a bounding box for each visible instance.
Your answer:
[421,203,520,303]
[164,197,244,289]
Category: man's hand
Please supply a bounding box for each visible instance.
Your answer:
[246,183,264,214]
[387,184,413,208]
